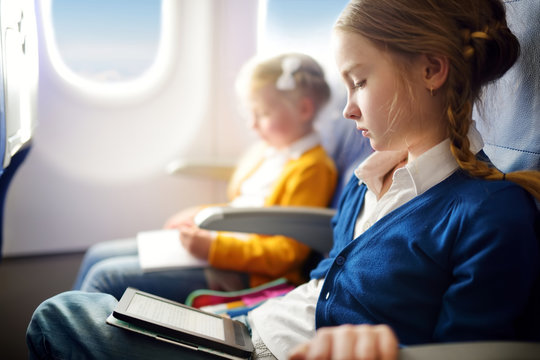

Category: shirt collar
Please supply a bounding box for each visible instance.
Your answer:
[264,131,321,160]
[355,121,484,196]
[354,150,408,195]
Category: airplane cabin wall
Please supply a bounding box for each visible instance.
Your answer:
[2,0,259,256]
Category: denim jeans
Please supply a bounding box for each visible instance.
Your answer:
[26,291,222,360]
[72,238,248,303]
[72,238,138,290]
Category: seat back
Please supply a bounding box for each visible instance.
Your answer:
[319,110,373,208]
[474,0,540,173]
[484,0,540,339]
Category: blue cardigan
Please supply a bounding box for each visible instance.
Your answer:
[310,170,540,345]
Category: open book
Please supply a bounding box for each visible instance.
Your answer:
[137,229,208,272]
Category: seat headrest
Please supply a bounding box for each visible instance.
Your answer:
[474,0,540,173]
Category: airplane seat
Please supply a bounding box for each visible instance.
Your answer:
[318,111,373,209]
[474,0,540,175]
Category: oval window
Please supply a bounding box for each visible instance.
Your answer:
[49,0,162,83]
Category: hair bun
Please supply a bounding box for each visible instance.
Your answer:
[468,22,520,88]
[465,0,521,88]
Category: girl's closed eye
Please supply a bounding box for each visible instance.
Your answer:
[354,79,366,89]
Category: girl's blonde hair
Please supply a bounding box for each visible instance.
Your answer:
[336,0,540,200]
[236,53,331,115]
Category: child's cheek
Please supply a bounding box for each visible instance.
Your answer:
[270,118,289,133]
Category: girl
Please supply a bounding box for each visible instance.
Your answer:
[27,0,539,359]
[71,52,337,302]
[287,0,540,358]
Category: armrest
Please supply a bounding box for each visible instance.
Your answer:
[194,206,336,254]
[399,341,540,360]
[166,158,237,181]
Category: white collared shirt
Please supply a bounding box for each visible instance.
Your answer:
[353,123,483,238]
[229,132,321,207]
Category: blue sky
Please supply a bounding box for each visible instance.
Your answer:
[52,0,161,81]
[261,0,349,66]
[266,0,348,32]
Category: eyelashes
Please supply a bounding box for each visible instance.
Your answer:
[353,79,366,89]
[344,78,366,91]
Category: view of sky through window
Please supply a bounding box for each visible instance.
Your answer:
[51,0,161,82]
[260,0,349,68]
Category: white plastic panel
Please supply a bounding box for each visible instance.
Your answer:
[1,0,38,168]
[3,0,259,256]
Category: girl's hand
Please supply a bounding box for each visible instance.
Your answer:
[289,324,398,360]
[163,206,201,229]
[179,223,215,260]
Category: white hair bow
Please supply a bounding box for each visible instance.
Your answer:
[276,56,302,91]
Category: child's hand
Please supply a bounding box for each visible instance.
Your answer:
[288,324,398,360]
[179,223,215,260]
[163,206,200,229]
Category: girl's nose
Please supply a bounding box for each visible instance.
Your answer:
[343,99,361,120]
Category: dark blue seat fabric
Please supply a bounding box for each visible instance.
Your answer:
[318,106,373,208]
[322,119,372,208]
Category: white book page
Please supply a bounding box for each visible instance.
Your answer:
[137,229,208,272]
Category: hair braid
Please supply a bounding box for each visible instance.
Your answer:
[447,101,540,200]
[445,79,499,178]
[445,16,540,200]
[446,101,500,179]
[446,80,540,200]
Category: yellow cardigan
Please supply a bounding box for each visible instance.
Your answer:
[208,145,337,287]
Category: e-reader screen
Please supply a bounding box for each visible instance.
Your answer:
[111,288,253,358]
[126,292,226,341]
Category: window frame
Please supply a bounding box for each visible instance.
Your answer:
[38,0,176,102]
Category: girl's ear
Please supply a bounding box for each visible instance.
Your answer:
[421,54,449,92]
[298,96,315,124]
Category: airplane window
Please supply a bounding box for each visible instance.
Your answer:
[49,0,161,83]
[258,0,349,63]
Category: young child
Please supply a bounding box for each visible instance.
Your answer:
[71,52,338,302]
[26,1,540,359]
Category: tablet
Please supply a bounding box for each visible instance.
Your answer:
[108,287,254,359]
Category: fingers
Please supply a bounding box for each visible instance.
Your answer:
[350,325,376,360]
[179,225,195,249]
[289,342,310,360]
[374,325,399,360]
[163,207,199,229]
[352,325,398,360]
[288,327,340,360]
[164,217,195,230]
[179,225,212,260]
[305,327,333,359]
[288,324,398,360]
[289,338,331,360]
